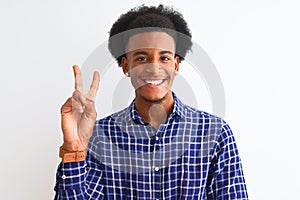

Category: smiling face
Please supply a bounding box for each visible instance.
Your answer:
[122,31,179,104]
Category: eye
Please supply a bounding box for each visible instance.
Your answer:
[160,56,171,61]
[136,57,147,61]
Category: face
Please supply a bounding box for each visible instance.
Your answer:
[122,31,179,103]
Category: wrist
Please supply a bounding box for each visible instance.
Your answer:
[61,142,86,152]
[59,146,87,163]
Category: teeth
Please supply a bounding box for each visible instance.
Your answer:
[144,79,163,85]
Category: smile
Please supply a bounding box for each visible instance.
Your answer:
[143,79,165,86]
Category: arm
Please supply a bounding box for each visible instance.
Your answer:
[206,122,248,199]
[54,65,103,199]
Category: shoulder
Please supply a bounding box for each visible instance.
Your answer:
[183,105,237,151]
[182,103,238,153]
[180,102,234,140]
[89,107,130,148]
[182,103,226,126]
[95,106,130,126]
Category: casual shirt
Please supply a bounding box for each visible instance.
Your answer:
[54,94,248,199]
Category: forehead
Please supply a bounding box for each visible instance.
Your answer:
[125,31,176,53]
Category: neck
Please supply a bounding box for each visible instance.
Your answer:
[135,92,174,129]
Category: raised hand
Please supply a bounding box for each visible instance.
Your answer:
[60,65,100,151]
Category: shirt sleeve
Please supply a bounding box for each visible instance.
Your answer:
[206,121,248,199]
[54,151,105,200]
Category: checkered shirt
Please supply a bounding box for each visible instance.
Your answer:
[54,94,248,199]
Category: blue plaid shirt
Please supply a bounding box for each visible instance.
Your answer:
[54,94,248,199]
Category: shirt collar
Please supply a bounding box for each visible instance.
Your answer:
[172,93,186,119]
[128,93,186,124]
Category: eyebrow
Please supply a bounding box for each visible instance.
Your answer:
[132,51,148,57]
[132,50,174,57]
[159,50,174,56]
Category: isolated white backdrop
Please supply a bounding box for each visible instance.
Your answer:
[0,0,299,199]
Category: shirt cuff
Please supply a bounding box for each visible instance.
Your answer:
[57,160,87,190]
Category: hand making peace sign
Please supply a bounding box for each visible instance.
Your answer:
[60,65,100,151]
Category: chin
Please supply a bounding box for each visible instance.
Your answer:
[142,96,166,104]
[141,91,170,104]
[136,87,172,103]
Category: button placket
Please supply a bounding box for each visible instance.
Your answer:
[151,124,167,200]
[152,140,163,200]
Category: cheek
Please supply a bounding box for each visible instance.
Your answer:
[128,65,139,76]
[165,65,177,76]
[128,69,142,89]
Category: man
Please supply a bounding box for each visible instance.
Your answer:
[55,4,248,199]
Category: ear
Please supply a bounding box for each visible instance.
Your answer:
[174,56,180,75]
[121,56,130,76]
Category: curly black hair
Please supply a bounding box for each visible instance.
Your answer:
[108,4,192,67]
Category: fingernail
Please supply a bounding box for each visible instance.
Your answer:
[73,65,79,75]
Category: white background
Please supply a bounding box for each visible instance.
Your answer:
[0,0,299,199]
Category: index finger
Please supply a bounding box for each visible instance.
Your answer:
[73,65,83,93]
[86,71,100,100]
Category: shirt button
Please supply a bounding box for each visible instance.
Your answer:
[61,175,66,179]
[155,136,159,141]
[154,167,159,171]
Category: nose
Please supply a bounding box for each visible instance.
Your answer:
[144,61,161,74]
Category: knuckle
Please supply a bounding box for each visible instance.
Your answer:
[72,90,80,96]
[60,98,72,113]
[86,98,95,105]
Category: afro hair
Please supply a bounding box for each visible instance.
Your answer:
[108,4,192,67]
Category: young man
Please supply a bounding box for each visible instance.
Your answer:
[55,5,248,199]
